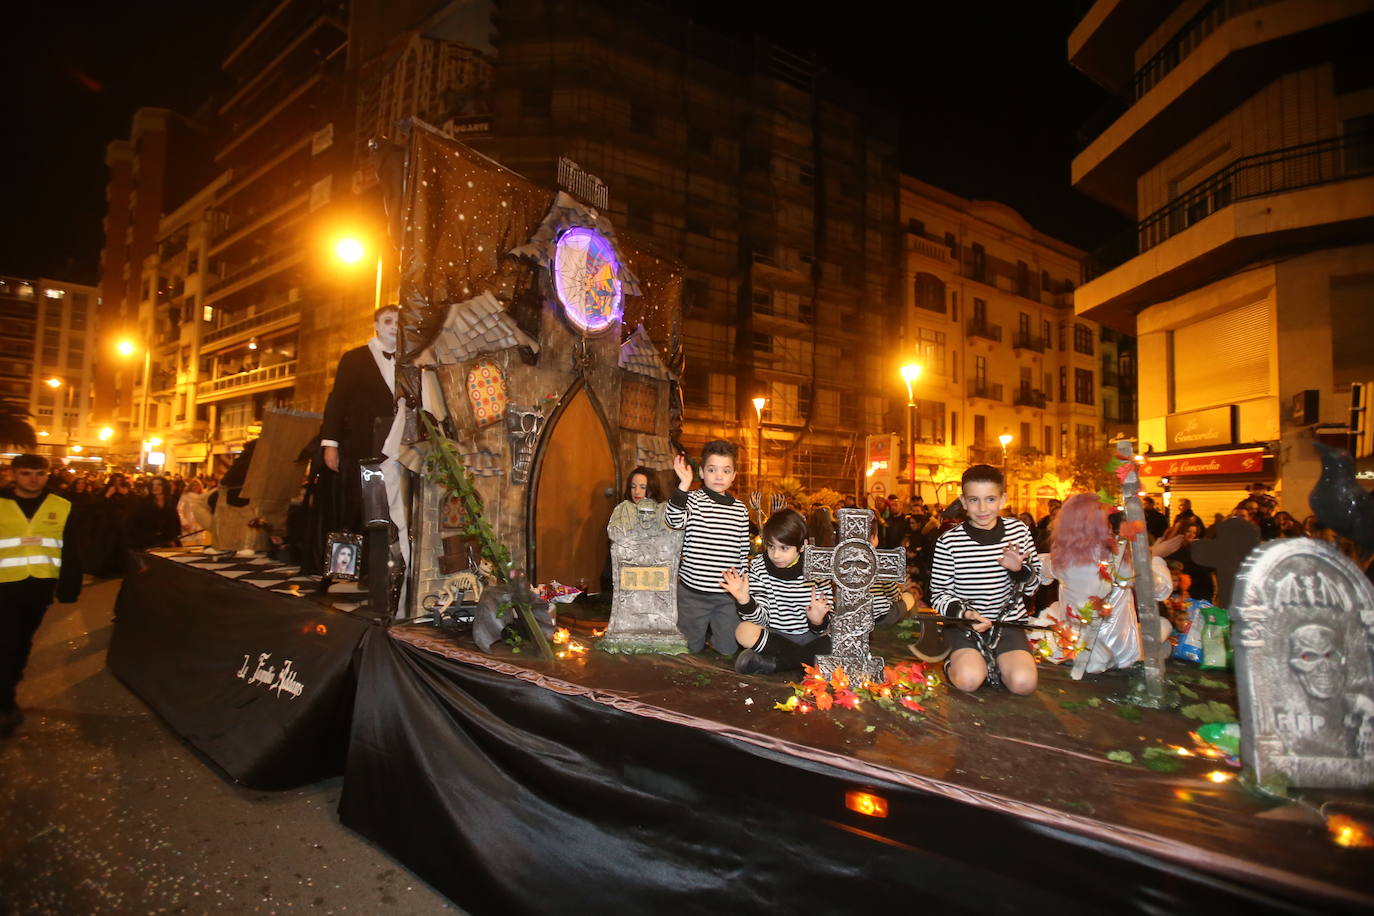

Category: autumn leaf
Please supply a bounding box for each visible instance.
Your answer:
[834,689,861,710]
[830,666,851,692]
[815,692,834,711]
[899,697,926,712]
[773,696,799,712]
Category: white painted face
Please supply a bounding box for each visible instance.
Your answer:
[375,309,399,351]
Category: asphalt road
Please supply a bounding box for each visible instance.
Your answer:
[0,578,459,914]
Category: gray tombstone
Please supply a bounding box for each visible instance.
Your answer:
[599,499,689,654]
[804,507,905,682]
[1232,538,1374,789]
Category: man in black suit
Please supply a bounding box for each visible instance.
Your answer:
[319,305,407,576]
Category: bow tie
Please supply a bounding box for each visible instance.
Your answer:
[382,351,394,360]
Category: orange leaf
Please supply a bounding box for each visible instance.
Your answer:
[830,666,850,692]
[815,692,834,711]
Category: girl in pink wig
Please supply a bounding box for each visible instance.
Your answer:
[1037,493,1171,673]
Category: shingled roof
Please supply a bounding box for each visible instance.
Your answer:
[414,291,539,365]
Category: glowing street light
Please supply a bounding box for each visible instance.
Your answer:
[46,376,62,389]
[899,363,922,500]
[117,339,136,357]
[752,396,767,485]
[334,236,366,264]
[99,427,114,441]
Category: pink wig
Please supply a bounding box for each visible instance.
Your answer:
[1051,493,1113,569]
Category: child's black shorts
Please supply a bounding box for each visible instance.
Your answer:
[945,626,1031,657]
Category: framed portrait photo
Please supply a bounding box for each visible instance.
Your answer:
[325,531,364,581]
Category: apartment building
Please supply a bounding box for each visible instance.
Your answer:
[900,178,1128,512]
[96,108,216,458]
[1070,0,1374,519]
[460,0,902,493]
[0,275,99,461]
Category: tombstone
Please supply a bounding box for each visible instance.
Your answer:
[804,507,905,682]
[1192,516,1262,609]
[599,499,688,654]
[1232,538,1374,789]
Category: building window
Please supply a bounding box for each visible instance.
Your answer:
[970,243,987,284]
[944,232,958,261]
[973,414,986,447]
[753,333,773,353]
[915,327,946,375]
[1043,372,1053,401]
[913,399,946,444]
[521,87,551,116]
[1016,261,1030,298]
[1073,323,1094,355]
[1041,319,1051,349]
[914,273,946,313]
[949,411,958,446]
[1059,366,1068,402]
[1075,423,1097,455]
[864,396,885,431]
[1059,423,1069,458]
[687,126,711,154]
[1043,425,1053,454]
[1074,368,1094,405]
[972,297,987,326]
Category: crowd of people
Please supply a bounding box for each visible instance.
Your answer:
[0,465,224,580]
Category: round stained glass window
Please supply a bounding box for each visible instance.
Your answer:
[553,227,623,334]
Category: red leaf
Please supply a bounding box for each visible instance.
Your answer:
[900,697,926,712]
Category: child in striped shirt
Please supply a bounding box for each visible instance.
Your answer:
[929,464,1040,695]
[722,509,832,675]
[665,440,751,654]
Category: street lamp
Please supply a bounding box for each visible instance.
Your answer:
[118,338,152,470]
[752,396,767,487]
[998,432,1013,493]
[900,363,922,500]
[45,377,74,449]
[333,233,383,309]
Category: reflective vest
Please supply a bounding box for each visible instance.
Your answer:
[0,494,70,582]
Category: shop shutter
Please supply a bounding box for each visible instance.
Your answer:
[1173,299,1271,411]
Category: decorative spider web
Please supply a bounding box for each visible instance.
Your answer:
[554,228,623,333]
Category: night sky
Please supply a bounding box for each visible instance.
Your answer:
[0,0,1125,284]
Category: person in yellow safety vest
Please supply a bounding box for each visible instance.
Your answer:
[1,454,81,739]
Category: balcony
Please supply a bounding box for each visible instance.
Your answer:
[1078,132,1374,327]
[967,321,1002,343]
[1072,0,1370,214]
[1013,386,1047,409]
[906,235,954,265]
[203,243,305,305]
[967,380,1004,402]
[1012,331,1045,354]
[196,360,296,403]
[200,298,302,352]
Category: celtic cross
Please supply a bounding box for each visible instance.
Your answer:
[804,507,905,681]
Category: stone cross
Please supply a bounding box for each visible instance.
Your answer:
[1232,537,1374,788]
[1115,439,1167,701]
[805,507,905,682]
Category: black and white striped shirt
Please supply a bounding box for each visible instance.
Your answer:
[665,486,750,593]
[929,517,1039,620]
[739,552,831,634]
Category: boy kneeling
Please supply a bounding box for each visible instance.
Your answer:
[929,465,1040,695]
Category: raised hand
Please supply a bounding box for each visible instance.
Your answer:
[806,586,831,626]
[672,453,694,490]
[998,544,1030,572]
[720,567,749,603]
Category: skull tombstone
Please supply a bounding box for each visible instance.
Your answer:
[1232,538,1374,788]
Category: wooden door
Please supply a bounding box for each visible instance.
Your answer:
[532,388,616,590]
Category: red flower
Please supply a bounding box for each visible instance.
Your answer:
[1119,520,1146,541]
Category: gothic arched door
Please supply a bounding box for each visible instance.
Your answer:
[530,385,617,590]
